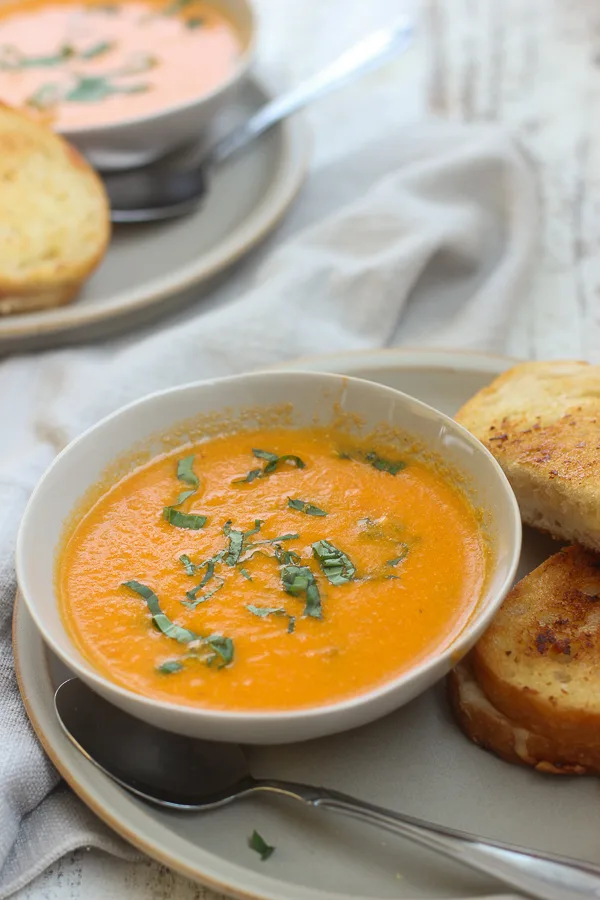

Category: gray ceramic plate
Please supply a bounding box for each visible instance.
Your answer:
[15,349,600,900]
[0,78,309,355]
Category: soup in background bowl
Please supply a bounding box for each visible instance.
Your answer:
[0,0,255,168]
[16,372,521,743]
[0,0,243,131]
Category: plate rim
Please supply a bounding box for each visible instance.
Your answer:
[13,348,520,900]
[0,77,310,342]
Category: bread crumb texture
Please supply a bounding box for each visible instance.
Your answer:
[0,103,110,314]
[456,360,600,550]
[449,546,600,775]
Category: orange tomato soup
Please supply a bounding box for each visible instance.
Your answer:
[0,0,243,130]
[57,427,487,711]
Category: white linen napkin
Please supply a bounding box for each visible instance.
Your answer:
[0,120,537,898]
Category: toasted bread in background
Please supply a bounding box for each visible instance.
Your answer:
[456,360,600,551]
[0,104,110,315]
[449,546,600,775]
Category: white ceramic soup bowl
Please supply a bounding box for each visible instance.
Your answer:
[16,371,521,744]
[61,0,255,170]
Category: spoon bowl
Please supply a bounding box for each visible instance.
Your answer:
[103,20,414,222]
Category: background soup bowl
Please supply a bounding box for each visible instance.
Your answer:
[61,0,255,170]
[16,371,521,744]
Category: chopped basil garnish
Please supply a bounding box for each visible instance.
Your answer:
[224,520,264,566]
[205,635,234,668]
[247,604,297,632]
[312,540,355,585]
[234,449,305,484]
[365,451,406,475]
[182,577,224,609]
[163,509,207,530]
[123,581,197,643]
[80,40,114,59]
[239,567,252,581]
[274,544,301,566]
[247,604,286,618]
[177,454,199,489]
[157,660,184,674]
[336,449,405,475]
[186,16,204,28]
[163,455,206,526]
[248,830,275,861]
[0,43,74,70]
[179,554,196,576]
[281,565,322,619]
[387,544,410,567]
[223,521,244,566]
[250,533,299,548]
[65,75,149,103]
[288,498,327,517]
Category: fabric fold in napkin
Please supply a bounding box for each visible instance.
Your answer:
[0,120,537,898]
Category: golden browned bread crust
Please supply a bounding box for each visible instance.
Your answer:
[0,104,110,315]
[455,360,600,551]
[448,659,596,775]
[471,545,600,751]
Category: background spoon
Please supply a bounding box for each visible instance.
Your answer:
[55,678,600,900]
[103,20,414,223]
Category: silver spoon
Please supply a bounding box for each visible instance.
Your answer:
[103,20,414,223]
[55,678,600,900]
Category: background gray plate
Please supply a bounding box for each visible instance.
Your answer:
[0,78,309,354]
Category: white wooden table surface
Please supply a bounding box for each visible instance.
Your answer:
[14,0,600,897]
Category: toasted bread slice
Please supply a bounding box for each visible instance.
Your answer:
[0,104,109,315]
[448,659,595,774]
[455,360,600,551]
[470,545,600,756]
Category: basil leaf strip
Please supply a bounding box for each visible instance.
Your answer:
[387,544,410,567]
[288,498,327,517]
[364,451,406,475]
[247,604,296,632]
[233,449,305,484]
[247,604,287,618]
[312,540,356,585]
[163,509,207,530]
[157,660,184,674]
[224,519,263,565]
[205,635,234,667]
[186,16,204,27]
[182,578,224,610]
[65,75,150,103]
[274,544,301,566]
[252,449,278,462]
[177,454,199,489]
[281,566,322,619]
[337,449,405,475]
[179,554,196,576]
[239,567,252,581]
[248,830,275,862]
[250,533,299,547]
[80,40,114,59]
[123,581,197,643]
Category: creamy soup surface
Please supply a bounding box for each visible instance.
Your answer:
[57,427,488,712]
[0,0,242,129]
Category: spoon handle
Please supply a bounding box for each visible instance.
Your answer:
[208,19,414,167]
[254,780,600,900]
